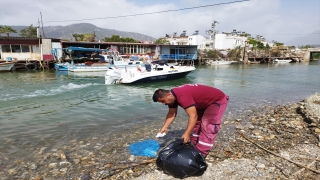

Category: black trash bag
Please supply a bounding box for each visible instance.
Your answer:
[156,138,207,178]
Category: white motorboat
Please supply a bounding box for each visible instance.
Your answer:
[208,60,237,65]
[105,63,195,84]
[54,46,144,72]
[68,61,144,72]
[0,62,15,72]
[273,59,292,63]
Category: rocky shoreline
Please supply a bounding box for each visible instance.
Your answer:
[1,94,319,180]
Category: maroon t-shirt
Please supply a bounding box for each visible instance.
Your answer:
[169,84,225,110]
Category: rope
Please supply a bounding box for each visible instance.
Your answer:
[237,130,320,174]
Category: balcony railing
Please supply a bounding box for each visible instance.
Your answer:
[159,53,197,60]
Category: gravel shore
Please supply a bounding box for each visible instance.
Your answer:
[1,94,319,180]
[122,94,320,180]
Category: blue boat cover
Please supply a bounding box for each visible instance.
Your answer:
[67,46,103,52]
[129,139,160,157]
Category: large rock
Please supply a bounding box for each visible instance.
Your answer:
[299,93,320,125]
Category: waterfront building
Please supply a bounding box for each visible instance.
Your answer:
[160,29,250,50]
[0,37,197,64]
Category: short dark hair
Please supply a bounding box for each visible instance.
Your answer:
[152,89,170,102]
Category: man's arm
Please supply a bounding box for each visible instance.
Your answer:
[181,106,197,143]
[159,107,177,133]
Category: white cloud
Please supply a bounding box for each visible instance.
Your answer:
[0,0,319,43]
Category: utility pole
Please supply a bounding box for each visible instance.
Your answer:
[93,29,99,42]
[206,20,218,49]
[40,12,46,38]
[243,41,249,64]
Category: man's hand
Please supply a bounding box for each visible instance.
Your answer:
[181,132,190,143]
[182,106,197,144]
[159,126,168,133]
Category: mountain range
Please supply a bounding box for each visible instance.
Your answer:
[5,23,320,47]
[285,30,320,47]
[8,23,156,41]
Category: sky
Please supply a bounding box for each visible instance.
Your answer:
[0,0,319,44]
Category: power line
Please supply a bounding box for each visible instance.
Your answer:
[44,0,250,24]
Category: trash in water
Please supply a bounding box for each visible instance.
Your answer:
[129,139,160,157]
[155,132,166,138]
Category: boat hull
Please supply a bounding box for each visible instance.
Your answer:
[0,62,15,72]
[54,63,69,71]
[122,70,193,84]
[105,65,195,84]
[273,59,292,63]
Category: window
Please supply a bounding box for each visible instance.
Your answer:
[11,45,21,53]
[32,45,40,53]
[1,45,11,52]
[21,45,30,52]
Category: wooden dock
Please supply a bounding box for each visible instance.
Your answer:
[0,60,56,70]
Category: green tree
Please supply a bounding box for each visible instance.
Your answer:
[19,24,37,38]
[83,34,95,42]
[0,25,3,36]
[72,33,87,41]
[227,46,242,61]
[154,38,170,44]
[265,43,270,49]
[311,52,320,60]
[248,38,259,62]
[0,25,17,37]
[299,45,314,49]
[206,50,216,58]
[122,37,137,42]
[256,41,265,49]
[102,35,138,42]
[274,42,284,46]
[239,33,251,37]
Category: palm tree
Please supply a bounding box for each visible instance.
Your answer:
[0,25,3,36]
[72,33,80,41]
[0,26,17,37]
[19,24,37,38]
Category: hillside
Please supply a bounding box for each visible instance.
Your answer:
[285,30,320,47]
[7,23,156,41]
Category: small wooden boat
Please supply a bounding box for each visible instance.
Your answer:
[0,62,15,72]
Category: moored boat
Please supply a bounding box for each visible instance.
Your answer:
[207,59,238,65]
[0,62,15,72]
[273,59,292,63]
[105,62,195,84]
[54,46,144,72]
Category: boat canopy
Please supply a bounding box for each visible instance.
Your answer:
[67,46,104,52]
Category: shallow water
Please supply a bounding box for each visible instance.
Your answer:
[0,61,319,160]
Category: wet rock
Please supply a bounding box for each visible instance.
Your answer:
[128,155,135,161]
[59,167,68,173]
[8,168,17,175]
[235,125,244,130]
[256,163,265,170]
[28,163,37,170]
[59,161,71,167]
[73,159,80,164]
[57,151,67,160]
[51,169,60,175]
[81,174,91,180]
[48,163,57,168]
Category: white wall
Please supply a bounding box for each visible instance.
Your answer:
[215,34,247,49]
[188,35,206,49]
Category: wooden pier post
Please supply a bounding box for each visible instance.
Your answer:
[243,42,249,64]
